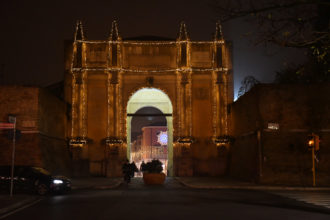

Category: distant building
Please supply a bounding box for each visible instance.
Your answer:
[0,86,71,175]
[230,83,330,186]
[130,126,168,174]
[141,126,167,161]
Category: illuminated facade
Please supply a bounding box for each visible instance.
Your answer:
[64,21,233,177]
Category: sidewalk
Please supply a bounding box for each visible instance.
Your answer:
[176,177,330,191]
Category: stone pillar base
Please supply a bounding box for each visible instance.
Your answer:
[105,142,126,177]
[175,157,193,176]
[174,140,193,176]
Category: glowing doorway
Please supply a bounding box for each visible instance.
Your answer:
[127,88,173,176]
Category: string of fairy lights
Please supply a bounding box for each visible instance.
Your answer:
[70,20,230,147]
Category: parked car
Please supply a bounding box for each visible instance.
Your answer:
[0,166,71,195]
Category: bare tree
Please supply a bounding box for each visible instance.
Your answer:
[238,75,260,98]
[212,0,329,78]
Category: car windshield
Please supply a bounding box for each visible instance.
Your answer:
[32,167,51,175]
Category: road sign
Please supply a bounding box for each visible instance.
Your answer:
[8,115,16,124]
[0,122,15,129]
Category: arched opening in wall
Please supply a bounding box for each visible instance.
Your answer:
[127,88,173,176]
[131,107,167,176]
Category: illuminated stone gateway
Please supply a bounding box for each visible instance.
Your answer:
[64,21,233,177]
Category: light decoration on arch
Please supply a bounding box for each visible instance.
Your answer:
[71,67,228,73]
[75,40,224,45]
[157,131,168,146]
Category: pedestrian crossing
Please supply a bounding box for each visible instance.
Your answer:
[272,191,330,209]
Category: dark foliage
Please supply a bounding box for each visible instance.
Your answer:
[141,159,163,173]
[275,61,330,84]
[212,0,330,83]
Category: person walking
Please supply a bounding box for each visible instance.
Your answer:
[140,161,146,172]
[130,161,138,178]
[122,159,131,183]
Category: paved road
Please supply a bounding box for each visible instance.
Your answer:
[2,178,330,220]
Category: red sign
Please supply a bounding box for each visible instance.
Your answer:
[0,122,15,129]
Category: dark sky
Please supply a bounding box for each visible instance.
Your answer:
[0,0,305,99]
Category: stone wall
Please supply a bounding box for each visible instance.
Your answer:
[0,86,41,166]
[230,84,330,186]
[38,89,72,176]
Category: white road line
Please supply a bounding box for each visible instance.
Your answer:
[273,192,330,209]
[0,198,43,219]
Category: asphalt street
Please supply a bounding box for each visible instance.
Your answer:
[2,178,330,220]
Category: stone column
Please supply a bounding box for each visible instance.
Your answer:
[174,23,193,176]
[105,24,125,176]
[70,21,90,176]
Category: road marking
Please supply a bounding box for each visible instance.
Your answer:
[0,198,43,219]
[273,192,330,209]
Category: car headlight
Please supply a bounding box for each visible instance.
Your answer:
[53,179,63,184]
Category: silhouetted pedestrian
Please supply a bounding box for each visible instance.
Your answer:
[122,159,131,183]
[140,161,146,172]
[130,161,138,178]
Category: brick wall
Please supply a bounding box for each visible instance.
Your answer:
[230,83,330,186]
[0,86,71,176]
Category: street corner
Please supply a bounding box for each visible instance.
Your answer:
[0,196,42,219]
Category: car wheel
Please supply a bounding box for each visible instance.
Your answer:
[36,183,49,195]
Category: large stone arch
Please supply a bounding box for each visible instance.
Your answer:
[66,21,233,177]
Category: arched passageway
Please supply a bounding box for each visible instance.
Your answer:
[127,88,173,176]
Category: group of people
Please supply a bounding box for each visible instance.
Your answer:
[122,160,138,183]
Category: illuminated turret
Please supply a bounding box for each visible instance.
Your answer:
[74,20,85,41]
[109,20,121,67]
[214,21,224,41]
[177,21,190,68]
[109,20,121,41]
[72,20,85,69]
[214,21,224,68]
[177,21,189,41]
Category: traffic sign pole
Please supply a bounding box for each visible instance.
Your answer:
[312,136,316,187]
[9,117,16,197]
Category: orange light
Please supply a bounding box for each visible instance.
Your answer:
[308,139,314,147]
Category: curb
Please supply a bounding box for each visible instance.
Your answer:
[175,178,330,191]
[0,197,41,218]
[93,181,123,190]
[71,180,122,190]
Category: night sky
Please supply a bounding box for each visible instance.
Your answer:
[0,0,305,99]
